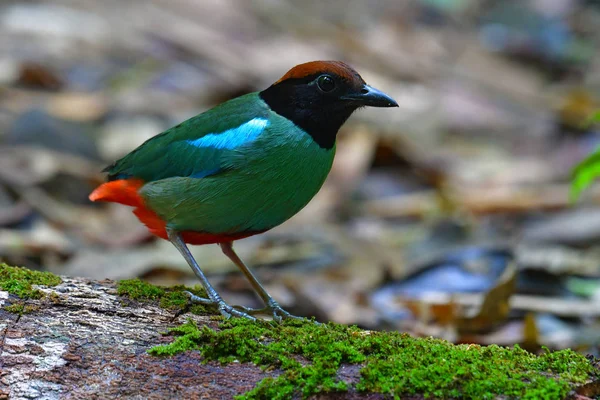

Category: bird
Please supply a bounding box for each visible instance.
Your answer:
[90,61,398,321]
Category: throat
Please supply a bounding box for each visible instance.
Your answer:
[259,89,353,149]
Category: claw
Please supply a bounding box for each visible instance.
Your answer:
[185,291,256,320]
[232,302,304,322]
[218,302,256,320]
[184,291,213,304]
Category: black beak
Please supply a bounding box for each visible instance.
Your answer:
[342,84,398,108]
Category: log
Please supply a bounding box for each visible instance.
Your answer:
[0,271,598,400]
[0,276,273,399]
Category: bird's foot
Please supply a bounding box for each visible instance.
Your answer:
[185,291,256,320]
[233,300,304,322]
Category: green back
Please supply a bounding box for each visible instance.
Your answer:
[105,93,270,182]
[108,93,336,233]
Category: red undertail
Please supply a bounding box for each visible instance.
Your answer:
[89,179,257,245]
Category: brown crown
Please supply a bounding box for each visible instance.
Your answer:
[275,61,364,85]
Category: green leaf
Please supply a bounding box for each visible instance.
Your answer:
[571,147,600,202]
[587,110,600,125]
[570,110,600,201]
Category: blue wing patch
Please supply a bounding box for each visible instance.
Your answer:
[186,118,269,150]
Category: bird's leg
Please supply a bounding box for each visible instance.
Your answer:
[166,229,255,320]
[219,241,303,321]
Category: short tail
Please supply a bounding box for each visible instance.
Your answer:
[89,179,169,240]
[89,179,145,207]
[89,178,262,244]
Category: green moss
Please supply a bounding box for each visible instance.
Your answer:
[0,263,62,299]
[357,342,591,399]
[4,301,40,315]
[149,319,596,400]
[117,279,164,299]
[117,279,208,314]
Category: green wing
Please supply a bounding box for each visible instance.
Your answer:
[104,92,268,182]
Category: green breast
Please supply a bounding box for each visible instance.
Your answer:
[139,111,335,234]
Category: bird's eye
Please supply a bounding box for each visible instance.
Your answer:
[317,75,336,93]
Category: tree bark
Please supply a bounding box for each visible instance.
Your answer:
[0,276,597,400]
[0,276,279,400]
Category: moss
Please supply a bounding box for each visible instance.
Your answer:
[4,301,40,315]
[47,291,61,304]
[117,279,209,314]
[0,263,62,299]
[117,278,163,299]
[149,318,596,400]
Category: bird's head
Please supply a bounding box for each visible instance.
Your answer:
[260,61,397,149]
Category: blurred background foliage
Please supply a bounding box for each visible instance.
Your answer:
[1,0,600,354]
